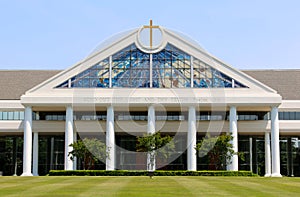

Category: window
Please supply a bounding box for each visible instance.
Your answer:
[196,111,227,121]
[279,112,300,120]
[0,111,25,120]
[152,44,191,88]
[193,58,247,88]
[56,44,248,89]
[237,112,268,121]
[38,112,66,121]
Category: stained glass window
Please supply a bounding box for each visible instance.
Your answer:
[152,44,191,88]
[56,58,110,88]
[111,44,150,87]
[56,44,247,89]
[193,58,247,88]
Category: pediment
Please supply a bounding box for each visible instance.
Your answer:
[22,26,279,98]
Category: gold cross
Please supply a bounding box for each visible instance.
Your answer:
[143,20,159,49]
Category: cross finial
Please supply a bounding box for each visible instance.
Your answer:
[143,20,159,49]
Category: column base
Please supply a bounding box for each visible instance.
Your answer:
[21,172,33,176]
[33,173,39,176]
[271,173,282,177]
[264,173,271,177]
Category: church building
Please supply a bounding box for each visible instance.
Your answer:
[1,21,300,176]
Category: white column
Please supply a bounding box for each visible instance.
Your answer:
[228,106,238,171]
[21,106,33,176]
[147,105,155,134]
[187,106,197,171]
[106,106,115,170]
[64,106,74,170]
[32,132,39,176]
[73,131,77,170]
[264,132,271,177]
[147,105,155,171]
[249,137,253,172]
[271,107,282,177]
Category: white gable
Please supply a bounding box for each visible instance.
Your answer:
[21,25,281,106]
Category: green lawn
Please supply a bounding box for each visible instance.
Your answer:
[0,176,300,197]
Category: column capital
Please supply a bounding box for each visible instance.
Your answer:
[22,105,32,108]
[188,105,197,109]
[65,105,73,109]
[229,105,237,110]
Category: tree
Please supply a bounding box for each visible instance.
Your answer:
[136,132,175,173]
[196,134,242,170]
[68,138,108,170]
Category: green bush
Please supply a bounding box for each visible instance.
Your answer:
[48,170,258,177]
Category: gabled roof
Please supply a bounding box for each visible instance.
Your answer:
[0,69,298,100]
[0,70,60,100]
[244,70,300,100]
[22,27,278,94]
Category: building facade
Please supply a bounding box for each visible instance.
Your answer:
[1,22,300,176]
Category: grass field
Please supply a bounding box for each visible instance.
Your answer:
[0,176,300,197]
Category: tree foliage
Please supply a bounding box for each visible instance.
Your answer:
[196,134,238,170]
[68,138,108,170]
[136,132,175,171]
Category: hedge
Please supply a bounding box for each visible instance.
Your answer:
[48,170,258,177]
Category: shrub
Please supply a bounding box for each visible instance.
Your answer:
[48,170,258,177]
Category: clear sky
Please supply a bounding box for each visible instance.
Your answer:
[0,0,299,70]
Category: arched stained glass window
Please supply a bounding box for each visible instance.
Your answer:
[152,44,191,88]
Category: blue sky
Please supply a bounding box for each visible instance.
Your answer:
[0,0,299,70]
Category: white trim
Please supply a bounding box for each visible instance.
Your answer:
[136,26,167,54]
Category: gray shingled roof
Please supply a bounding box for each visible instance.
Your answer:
[0,69,299,100]
[0,70,61,100]
[243,70,300,100]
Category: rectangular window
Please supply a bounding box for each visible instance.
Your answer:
[0,112,2,120]
[290,112,296,120]
[2,112,8,120]
[57,115,64,121]
[45,115,52,121]
[296,112,300,120]
[20,111,24,120]
[14,111,19,120]
[283,112,289,120]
